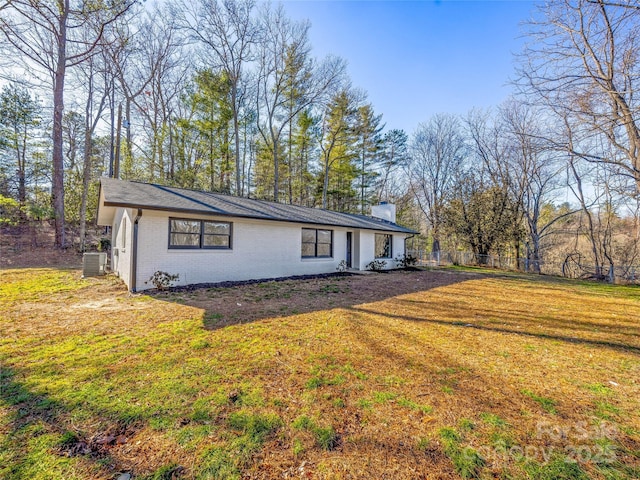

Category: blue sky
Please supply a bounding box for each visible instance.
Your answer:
[282,0,538,134]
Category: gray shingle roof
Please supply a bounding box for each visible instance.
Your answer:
[98,177,417,234]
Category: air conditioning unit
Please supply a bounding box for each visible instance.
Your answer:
[82,252,107,277]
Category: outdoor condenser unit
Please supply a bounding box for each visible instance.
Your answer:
[82,252,107,277]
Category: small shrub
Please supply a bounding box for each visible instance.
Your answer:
[146,271,179,290]
[366,259,387,271]
[25,203,54,221]
[395,253,417,268]
[0,195,21,225]
[98,238,111,252]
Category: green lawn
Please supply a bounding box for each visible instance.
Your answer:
[0,267,639,479]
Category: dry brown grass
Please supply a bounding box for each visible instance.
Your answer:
[1,267,639,479]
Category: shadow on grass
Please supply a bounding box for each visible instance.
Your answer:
[155,268,639,357]
[151,269,476,331]
[348,304,640,356]
[0,366,130,478]
[147,266,640,356]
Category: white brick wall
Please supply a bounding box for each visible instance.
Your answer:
[355,231,404,271]
[111,208,407,291]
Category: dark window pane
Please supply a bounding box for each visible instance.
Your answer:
[317,230,331,244]
[302,229,316,243]
[301,243,316,257]
[375,234,391,258]
[317,243,331,257]
[203,234,230,248]
[171,233,200,246]
[170,219,200,234]
[204,222,230,235]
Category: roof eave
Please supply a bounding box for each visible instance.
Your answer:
[100,200,416,234]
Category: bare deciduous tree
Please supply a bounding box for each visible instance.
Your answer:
[254,3,345,202]
[0,0,135,247]
[500,102,568,272]
[408,113,466,255]
[518,0,640,194]
[177,0,257,196]
[75,38,111,252]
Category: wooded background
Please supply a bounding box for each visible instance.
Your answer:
[1,0,639,281]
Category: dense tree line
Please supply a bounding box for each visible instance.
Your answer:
[1,0,639,281]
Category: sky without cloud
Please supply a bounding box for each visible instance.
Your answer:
[283,0,538,134]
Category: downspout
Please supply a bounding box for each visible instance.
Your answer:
[404,234,415,264]
[404,234,415,253]
[131,209,142,293]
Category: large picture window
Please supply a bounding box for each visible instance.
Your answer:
[169,218,232,249]
[375,233,392,259]
[302,228,333,258]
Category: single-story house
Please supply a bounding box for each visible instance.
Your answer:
[96,177,417,292]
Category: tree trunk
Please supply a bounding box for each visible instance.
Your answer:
[78,125,92,252]
[272,131,279,203]
[16,122,27,208]
[322,155,330,209]
[232,84,241,196]
[287,110,293,205]
[530,233,541,274]
[79,69,95,253]
[52,3,68,248]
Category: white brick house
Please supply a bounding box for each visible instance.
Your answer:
[97,178,417,292]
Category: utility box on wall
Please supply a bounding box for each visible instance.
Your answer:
[82,252,107,277]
